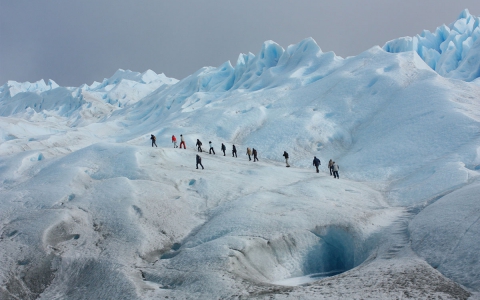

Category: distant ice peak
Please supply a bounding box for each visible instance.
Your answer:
[383,9,480,81]
[4,79,59,97]
[94,69,178,89]
[169,37,340,98]
[458,8,472,20]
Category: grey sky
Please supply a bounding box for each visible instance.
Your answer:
[1,0,480,86]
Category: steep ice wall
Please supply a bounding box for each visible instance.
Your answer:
[383,9,480,81]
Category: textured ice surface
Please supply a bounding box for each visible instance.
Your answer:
[1,11,480,299]
[384,9,480,82]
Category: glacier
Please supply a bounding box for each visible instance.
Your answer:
[1,11,480,300]
[383,9,480,82]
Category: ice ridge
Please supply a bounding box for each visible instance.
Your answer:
[160,37,343,107]
[383,9,480,81]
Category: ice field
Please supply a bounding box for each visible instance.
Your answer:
[1,9,480,299]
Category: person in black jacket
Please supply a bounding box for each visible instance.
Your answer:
[196,139,203,152]
[196,154,204,169]
[221,143,226,156]
[313,156,321,173]
[232,145,237,157]
[252,148,258,162]
[150,134,157,147]
[283,151,290,167]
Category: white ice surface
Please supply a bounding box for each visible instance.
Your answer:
[1,12,480,299]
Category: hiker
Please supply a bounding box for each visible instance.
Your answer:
[232,145,237,157]
[150,134,157,147]
[172,135,177,148]
[332,161,340,179]
[180,134,186,149]
[221,143,226,156]
[246,147,252,161]
[209,141,215,155]
[283,151,290,167]
[328,159,334,176]
[196,154,204,170]
[313,156,321,173]
[196,139,203,152]
[253,148,258,162]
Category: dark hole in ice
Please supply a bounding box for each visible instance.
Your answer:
[7,230,18,237]
[304,227,356,277]
[17,259,30,265]
[171,243,181,251]
[273,226,372,286]
[160,243,182,259]
[160,251,180,260]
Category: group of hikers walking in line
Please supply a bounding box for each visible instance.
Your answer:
[150,134,340,177]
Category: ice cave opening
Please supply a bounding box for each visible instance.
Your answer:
[272,226,370,286]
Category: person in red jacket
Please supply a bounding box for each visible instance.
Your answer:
[172,135,177,148]
[179,134,186,149]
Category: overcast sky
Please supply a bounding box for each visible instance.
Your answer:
[1,0,479,86]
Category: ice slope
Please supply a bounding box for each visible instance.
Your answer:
[410,182,480,291]
[1,11,480,299]
[0,143,454,299]
[384,9,480,82]
[111,44,480,208]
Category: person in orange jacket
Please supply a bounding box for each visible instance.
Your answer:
[172,135,177,148]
